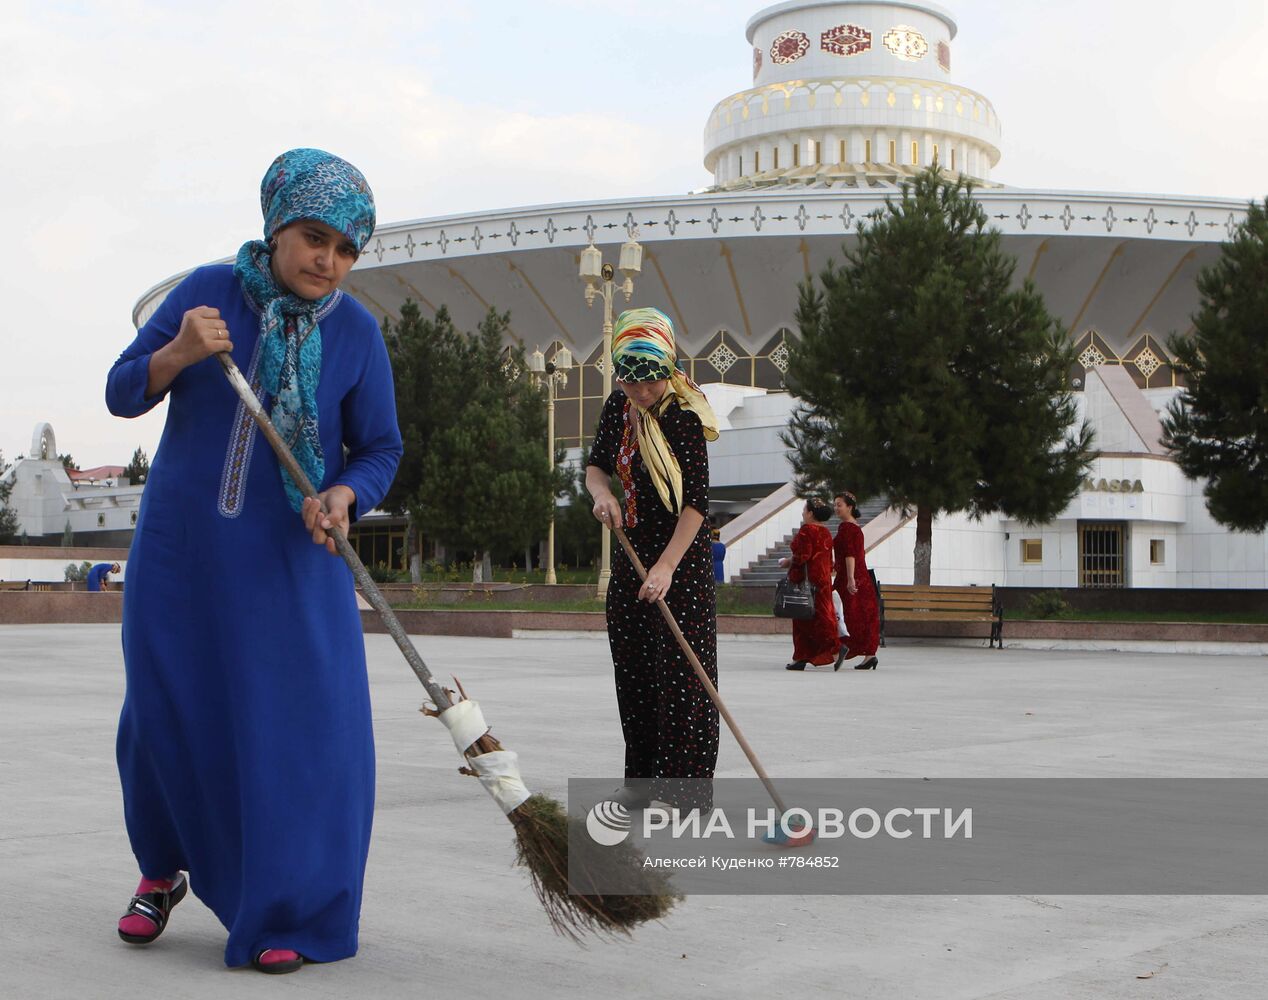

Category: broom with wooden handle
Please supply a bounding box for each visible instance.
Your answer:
[216,352,678,938]
[610,522,812,841]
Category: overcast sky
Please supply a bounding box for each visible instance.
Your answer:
[2,0,1264,468]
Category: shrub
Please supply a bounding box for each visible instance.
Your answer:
[1025,589,1071,619]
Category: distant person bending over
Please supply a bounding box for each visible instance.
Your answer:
[832,491,879,670]
[87,561,122,592]
[585,307,720,813]
[780,498,839,671]
[105,149,402,975]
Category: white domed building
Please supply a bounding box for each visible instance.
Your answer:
[133,0,1263,591]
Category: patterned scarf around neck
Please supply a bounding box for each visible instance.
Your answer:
[233,240,328,511]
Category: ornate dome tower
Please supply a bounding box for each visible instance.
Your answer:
[704,0,1002,189]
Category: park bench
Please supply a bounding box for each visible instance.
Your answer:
[878,584,1003,649]
[0,580,31,592]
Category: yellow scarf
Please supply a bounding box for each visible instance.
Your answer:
[632,370,719,514]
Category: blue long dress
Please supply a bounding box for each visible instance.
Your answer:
[106,264,402,967]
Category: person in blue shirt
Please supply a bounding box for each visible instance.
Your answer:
[86,562,121,591]
[106,149,402,976]
[710,527,727,583]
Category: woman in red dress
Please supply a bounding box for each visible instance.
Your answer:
[833,491,880,670]
[781,498,839,671]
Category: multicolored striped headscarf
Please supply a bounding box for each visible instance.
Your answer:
[611,307,719,514]
[233,148,376,511]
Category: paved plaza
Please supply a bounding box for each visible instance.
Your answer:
[1,624,1265,999]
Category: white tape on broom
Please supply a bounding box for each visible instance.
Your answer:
[437,699,490,753]
[467,750,532,814]
[437,700,533,814]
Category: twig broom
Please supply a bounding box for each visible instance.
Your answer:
[216,353,679,938]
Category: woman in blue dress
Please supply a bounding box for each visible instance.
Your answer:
[106,149,402,975]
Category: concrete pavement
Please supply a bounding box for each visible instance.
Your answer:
[1,625,1265,999]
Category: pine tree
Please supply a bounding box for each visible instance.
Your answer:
[1162,198,1268,531]
[57,453,79,471]
[382,303,555,583]
[784,167,1094,584]
[380,301,468,581]
[122,447,150,484]
[0,451,19,544]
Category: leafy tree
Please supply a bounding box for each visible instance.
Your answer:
[784,167,1094,584]
[0,451,19,544]
[382,303,557,583]
[122,447,150,484]
[58,453,79,470]
[554,466,609,572]
[1162,198,1268,531]
[64,560,92,582]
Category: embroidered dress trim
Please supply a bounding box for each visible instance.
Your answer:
[217,335,267,519]
[617,401,639,528]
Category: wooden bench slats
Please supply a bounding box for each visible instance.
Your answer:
[877,582,1003,648]
[884,600,996,612]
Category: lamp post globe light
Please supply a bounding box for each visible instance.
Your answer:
[527,345,573,586]
[579,237,642,599]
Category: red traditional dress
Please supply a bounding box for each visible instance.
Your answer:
[788,522,839,665]
[834,520,879,658]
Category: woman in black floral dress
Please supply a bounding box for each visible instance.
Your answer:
[585,307,719,812]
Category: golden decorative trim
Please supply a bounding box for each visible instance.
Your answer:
[1124,249,1196,341]
[445,266,491,310]
[507,260,573,343]
[344,282,395,323]
[719,242,754,340]
[644,250,690,340]
[707,75,999,131]
[390,272,436,312]
[1026,238,1051,283]
[1069,241,1127,335]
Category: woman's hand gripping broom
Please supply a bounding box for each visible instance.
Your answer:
[216,353,679,938]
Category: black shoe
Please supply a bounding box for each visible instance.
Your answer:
[833,647,848,672]
[609,783,652,809]
[855,656,878,671]
[785,661,807,671]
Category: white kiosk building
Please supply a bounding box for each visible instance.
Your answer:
[131,0,1264,590]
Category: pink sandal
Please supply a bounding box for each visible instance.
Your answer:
[118,873,187,944]
[253,949,304,974]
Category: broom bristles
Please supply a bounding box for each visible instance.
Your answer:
[510,793,681,940]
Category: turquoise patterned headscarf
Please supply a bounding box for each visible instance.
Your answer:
[233,148,376,511]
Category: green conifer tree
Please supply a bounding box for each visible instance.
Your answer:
[1162,198,1268,531]
[784,167,1094,584]
[0,452,19,544]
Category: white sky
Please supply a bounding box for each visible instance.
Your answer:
[2,0,1265,468]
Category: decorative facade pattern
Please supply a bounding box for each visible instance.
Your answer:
[937,40,951,72]
[707,341,740,376]
[770,30,811,64]
[1078,343,1108,371]
[753,46,761,79]
[882,26,929,61]
[1132,346,1162,379]
[821,24,871,57]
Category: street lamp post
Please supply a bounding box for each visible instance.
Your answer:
[527,346,572,586]
[579,237,642,599]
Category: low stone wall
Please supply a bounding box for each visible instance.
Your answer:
[0,591,123,625]
[365,583,596,606]
[6,591,1266,648]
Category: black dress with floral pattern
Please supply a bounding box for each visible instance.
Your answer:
[587,390,718,810]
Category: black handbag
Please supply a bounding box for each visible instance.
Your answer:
[774,576,817,620]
